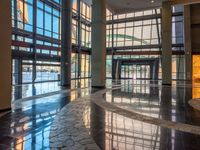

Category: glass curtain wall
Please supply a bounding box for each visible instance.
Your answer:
[106,6,185,80]
[11,0,185,85]
[12,0,61,84]
[71,0,91,79]
[11,0,91,85]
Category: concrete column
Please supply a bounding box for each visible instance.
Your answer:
[184,5,192,82]
[61,0,72,87]
[162,2,172,85]
[91,0,106,88]
[0,0,12,110]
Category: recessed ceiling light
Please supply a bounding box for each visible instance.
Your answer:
[151,0,155,3]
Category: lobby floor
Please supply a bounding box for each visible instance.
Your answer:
[1,79,200,149]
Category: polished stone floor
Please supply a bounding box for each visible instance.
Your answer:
[1,79,200,149]
[0,79,91,149]
[105,80,200,126]
[12,79,91,101]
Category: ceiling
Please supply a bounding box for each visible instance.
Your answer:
[106,0,166,14]
[83,0,167,14]
[83,0,200,14]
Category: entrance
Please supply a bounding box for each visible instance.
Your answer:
[113,58,159,80]
[121,65,150,79]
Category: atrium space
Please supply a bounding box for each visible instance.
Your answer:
[1,0,200,149]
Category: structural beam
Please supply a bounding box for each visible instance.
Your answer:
[0,0,12,111]
[61,0,72,87]
[169,0,200,6]
[161,2,172,85]
[91,0,106,88]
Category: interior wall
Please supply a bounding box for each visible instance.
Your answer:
[0,0,12,110]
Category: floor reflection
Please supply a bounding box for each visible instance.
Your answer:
[105,80,200,126]
[83,102,200,150]
[0,80,91,149]
[12,82,63,101]
[12,79,91,101]
[3,79,200,149]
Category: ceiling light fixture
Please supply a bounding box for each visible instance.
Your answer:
[151,0,155,3]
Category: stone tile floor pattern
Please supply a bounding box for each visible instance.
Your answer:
[1,80,200,149]
[50,99,100,150]
[49,85,200,150]
[0,87,91,150]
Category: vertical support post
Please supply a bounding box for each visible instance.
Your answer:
[14,59,23,85]
[150,64,154,80]
[184,5,192,82]
[77,0,82,79]
[0,0,12,110]
[162,2,172,85]
[111,14,115,81]
[174,6,185,81]
[32,0,37,83]
[154,59,159,80]
[91,0,106,88]
[61,0,72,87]
[176,56,185,80]
[14,0,18,29]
